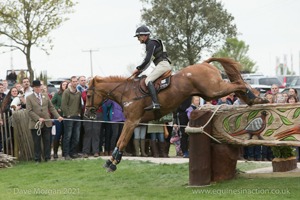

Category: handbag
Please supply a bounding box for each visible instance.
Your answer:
[170,135,180,143]
[51,125,56,135]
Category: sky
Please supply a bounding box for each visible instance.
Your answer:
[0,0,300,80]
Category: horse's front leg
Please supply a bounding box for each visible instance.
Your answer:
[104,121,138,172]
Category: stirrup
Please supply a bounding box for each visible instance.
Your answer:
[144,103,160,111]
[153,103,160,110]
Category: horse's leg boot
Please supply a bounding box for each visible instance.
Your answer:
[145,81,160,110]
[133,139,140,156]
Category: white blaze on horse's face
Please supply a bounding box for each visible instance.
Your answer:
[186,73,192,77]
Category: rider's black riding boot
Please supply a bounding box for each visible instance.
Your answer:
[144,81,160,110]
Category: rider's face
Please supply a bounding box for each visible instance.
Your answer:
[137,35,147,43]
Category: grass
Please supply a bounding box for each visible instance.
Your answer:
[0,158,299,200]
[236,161,271,172]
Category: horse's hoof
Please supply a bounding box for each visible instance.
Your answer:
[253,97,269,104]
[106,164,117,172]
[103,159,112,168]
[261,98,270,104]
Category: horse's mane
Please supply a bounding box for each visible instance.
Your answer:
[94,75,128,83]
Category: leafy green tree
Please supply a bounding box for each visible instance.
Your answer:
[213,38,257,73]
[140,0,237,70]
[0,0,76,82]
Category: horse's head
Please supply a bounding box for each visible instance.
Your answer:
[84,75,129,119]
[84,77,105,120]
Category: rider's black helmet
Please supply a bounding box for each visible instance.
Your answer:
[134,25,150,37]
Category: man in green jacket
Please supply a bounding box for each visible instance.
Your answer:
[61,76,82,160]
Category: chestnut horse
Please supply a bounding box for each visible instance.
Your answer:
[84,57,267,172]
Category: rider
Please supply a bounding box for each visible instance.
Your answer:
[132,25,172,110]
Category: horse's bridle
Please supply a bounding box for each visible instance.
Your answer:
[86,87,102,112]
[86,77,130,112]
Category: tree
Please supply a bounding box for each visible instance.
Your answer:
[0,0,76,82]
[213,38,257,73]
[140,0,237,70]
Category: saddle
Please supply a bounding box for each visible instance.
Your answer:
[137,70,172,95]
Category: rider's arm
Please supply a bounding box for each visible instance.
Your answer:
[136,41,156,71]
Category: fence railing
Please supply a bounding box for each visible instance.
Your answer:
[1,110,34,161]
[0,112,13,156]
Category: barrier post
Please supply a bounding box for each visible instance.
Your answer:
[188,110,213,186]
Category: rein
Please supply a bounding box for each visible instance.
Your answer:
[88,76,133,111]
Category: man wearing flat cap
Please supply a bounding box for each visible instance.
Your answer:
[26,80,63,163]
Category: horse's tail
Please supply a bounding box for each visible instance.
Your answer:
[204,57,243,83]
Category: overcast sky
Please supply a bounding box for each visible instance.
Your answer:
[1,0,300,80]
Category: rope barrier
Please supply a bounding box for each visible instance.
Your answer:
[44,118,178,127]
[185,105,223,144]
[43,104,224,130]
[34,121,43,136]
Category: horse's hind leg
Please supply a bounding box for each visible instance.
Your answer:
[211,81,266,105]
[104,121,137,172]
[207,81,244,98]
[231,81,268,105]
